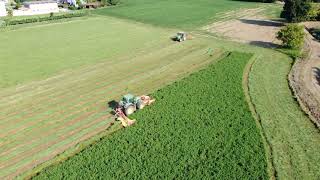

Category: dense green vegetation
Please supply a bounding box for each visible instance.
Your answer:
[277,23,305,49]
[2,12,87,26]
[0,16,173,88]
[93,0,263,28]
[34,52,268,179]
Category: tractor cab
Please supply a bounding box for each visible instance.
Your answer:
[175,32,187,42]
[121,94,135,104]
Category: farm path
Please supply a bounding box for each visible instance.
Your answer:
[0,39,222,179]
[202,7,282,48]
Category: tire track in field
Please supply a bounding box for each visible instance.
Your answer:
[3,118,114,179]
[0,46,210,165]
[0,43,198,125]
[0,53,160,120]
[0,44,200,143]
[0,42,167,114]
[0,46,209,153]
[0,113,112,171]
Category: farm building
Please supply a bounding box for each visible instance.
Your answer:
[0,1,6,17]
[13,0,59,16]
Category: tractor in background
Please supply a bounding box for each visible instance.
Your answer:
[174,32,188,42]
[114,94,155,127]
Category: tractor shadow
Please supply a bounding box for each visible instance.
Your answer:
[107,100,118,115]
[313,67,320,86]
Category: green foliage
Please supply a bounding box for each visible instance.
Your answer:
[4,12,87,26]
[34,52,268,179]
[281,0,312,22]
[277,24,305,49]
[236,0,276,3]
[13,2,22,10]
[306,3,319,20]
[108,0,120,5]
[76,0,84,9]
[6,8,13,17]
[101,0,108,6]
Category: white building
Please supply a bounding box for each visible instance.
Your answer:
[0,1,7,17]
[14,1,59,16]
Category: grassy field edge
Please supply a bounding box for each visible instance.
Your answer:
[242,55,275,180]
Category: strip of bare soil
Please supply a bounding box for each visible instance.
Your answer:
[289,26,320,127]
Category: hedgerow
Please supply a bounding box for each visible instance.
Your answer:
[34,52,268,179]
[3,12,87,26]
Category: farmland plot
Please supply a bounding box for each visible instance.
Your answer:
[0,16,224,178]
[34,52,269,179]
[0,41,222,179]
[0,16,174,88]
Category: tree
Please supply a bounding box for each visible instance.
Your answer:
[277,24,305,49]
[108,0,120,5]
[281,0,312,22]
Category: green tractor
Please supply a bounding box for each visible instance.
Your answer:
[118,94,155,115]
[174,32,188,42]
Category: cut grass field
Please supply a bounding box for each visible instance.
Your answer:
[249,51,320,179]
[0,16,174,88]
[34,52,269,179]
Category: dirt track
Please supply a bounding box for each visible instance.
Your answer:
[289,22,320,126]
[202,8,282,48]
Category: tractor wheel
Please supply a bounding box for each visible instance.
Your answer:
[137,102,145,109]
[125,105,136,115]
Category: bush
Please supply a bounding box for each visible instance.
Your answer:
[14,2,22,10]
[108,0,120,5]
[281,0,312,22]
[236,0,276,3]
[277,24,305,49]
[101,0,108,6]
[6,8,13,17]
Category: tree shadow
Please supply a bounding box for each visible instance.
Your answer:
[313,67,320,86]
[249,41,280,48]
[239,19,283,27]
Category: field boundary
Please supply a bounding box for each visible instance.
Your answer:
[242,55,276,180]
[288,30,320,128]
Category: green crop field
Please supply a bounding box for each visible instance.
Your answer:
[94,0,275,28]
[34,52,269,179]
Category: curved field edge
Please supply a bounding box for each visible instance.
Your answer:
[288,33,320,127]
[242,56,275,179]
[249,51,320,179]
[33,52,269,179]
